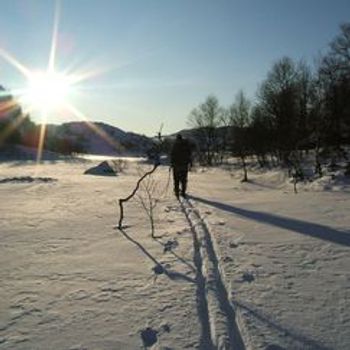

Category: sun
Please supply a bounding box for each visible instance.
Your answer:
[0,1,118,163]
[25,70,72,112]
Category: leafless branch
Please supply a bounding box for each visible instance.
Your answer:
[117,163,159,229]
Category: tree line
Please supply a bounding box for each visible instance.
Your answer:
[187,23,350,180]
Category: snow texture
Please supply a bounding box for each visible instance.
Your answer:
[0,159,349,349]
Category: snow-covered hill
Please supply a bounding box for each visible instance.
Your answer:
[46,121,153,156]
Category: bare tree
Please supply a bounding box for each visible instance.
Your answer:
[258,56,300,164]
[249,105,273,167]
[117,163,159,229]
[330,22,350,76]
[307,70,328,177]
[318,22,350,152]
[136,171,161,238]
[117,127,164,229]
[188,95,224,166]
[229,90,252,182]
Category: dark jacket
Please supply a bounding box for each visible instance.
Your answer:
[170,137,192,168]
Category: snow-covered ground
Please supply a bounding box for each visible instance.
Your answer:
[0,159,349,349]
[189,166,350,350]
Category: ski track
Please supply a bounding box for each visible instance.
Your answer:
[180,197,246,350]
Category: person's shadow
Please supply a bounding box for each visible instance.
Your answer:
[189,195,350,247]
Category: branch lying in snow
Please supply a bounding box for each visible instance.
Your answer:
[117,163,159,229]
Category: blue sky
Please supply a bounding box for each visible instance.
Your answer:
[0,0,349,135]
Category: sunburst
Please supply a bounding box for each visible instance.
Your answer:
[22,71,72,114]
[0,0,116,164]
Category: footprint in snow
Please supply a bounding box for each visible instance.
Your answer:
[222,256,233,263]
[241,272,255,283]
[163,239,179,253]
[153,264,165,275]
[160,323,171,333]
[140,327,158,348]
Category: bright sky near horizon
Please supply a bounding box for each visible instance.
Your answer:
[0,0,349,136]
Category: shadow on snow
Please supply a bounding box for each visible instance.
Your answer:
[234,300,332,350]
[117,228,196,284]
[189,195,350,247]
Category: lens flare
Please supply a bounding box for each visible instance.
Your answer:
[25,71,71,112]
[0,0,121,164]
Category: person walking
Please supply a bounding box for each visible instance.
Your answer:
[170,134,192,199]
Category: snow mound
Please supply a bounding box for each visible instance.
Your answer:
[251,170,288,188]
[84,161,117,176]
[308,172,350,191]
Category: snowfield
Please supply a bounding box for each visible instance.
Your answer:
[0,159,349,349]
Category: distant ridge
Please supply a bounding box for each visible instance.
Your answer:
[45,121,154,156]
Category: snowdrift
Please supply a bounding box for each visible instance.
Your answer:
[84,161,117,176]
